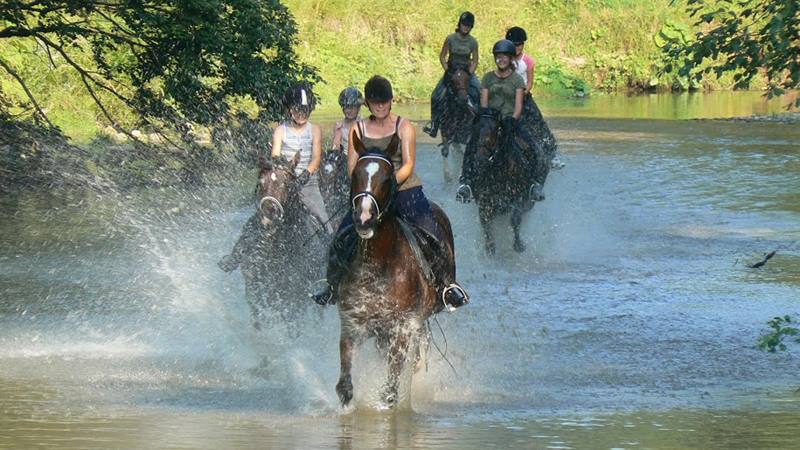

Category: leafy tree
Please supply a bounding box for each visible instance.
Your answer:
[0,0,318,139]
[662,0,799,105]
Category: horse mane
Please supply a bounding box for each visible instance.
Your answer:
[258,154,295,176]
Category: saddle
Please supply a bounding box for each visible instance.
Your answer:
[330,219,445,288]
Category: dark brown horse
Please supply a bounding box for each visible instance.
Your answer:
[235,154,327,331]
[318,149,349,226]
[439,67,477,182]
[335,133,456,408]
[466,109,541,254]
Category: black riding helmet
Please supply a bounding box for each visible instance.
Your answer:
[338,87,364,107]
[506,26,527,45]
[492,39,516,56]
[364,75,393,103]
[458,11,475,28]
[282,83,316,115]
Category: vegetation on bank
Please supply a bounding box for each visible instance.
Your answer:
[2,0,725,140]
[1,0,796,192]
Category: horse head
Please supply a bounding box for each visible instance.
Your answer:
[447,66,472,102]
[470,108,502,169]
[350,132,399,240]
[255,152,301,232]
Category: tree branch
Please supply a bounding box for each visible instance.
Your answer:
[0,55,56,128]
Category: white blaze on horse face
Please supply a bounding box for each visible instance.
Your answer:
[358,162,380,225]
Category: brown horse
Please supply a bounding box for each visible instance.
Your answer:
[234,154,327,331]
[439,67,477,182]
[335,133,456,408]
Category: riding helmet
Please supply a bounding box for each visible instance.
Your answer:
[364,76,393,102]
[338,87,364,107]
[458,11,475,28]
[282,83,316,114]
[492,39,517,56]
[506,26,527,44]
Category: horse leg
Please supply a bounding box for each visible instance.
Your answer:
[479,202,495,255]
[336,331,355,406]
[441,141,452,183]
[381,331,410,408]
[511,205,526,253]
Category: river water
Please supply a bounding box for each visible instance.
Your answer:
[1,92,799,448]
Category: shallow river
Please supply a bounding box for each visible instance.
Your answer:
[1,92,799,449]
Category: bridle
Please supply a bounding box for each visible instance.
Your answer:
[351,153,397,224]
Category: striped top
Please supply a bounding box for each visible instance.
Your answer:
[281,122,313,175]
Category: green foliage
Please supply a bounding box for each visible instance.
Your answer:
[758,316,800,353]
[662,0,800,106]
[0,0,318,129]
[286,0,695,105]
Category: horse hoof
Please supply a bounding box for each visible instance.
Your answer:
[485,242,496,255]
[380,389,398,408]
[337,378,353,406]
[514,239,526,253]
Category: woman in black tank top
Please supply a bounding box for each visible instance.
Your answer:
[312,76,468,310]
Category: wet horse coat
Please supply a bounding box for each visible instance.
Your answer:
[438,67,477,181]
[237,155,327,331]
[335,133,456,407]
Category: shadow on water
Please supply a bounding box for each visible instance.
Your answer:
[1,93,800,447]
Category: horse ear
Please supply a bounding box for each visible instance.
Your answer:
[352,132,367,156]
[385,133,400,158]
[290,151,301,172]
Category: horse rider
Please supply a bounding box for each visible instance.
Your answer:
[270,83,333,235]
[331,87,364,153]
[506,26,565,170]
[217,83,331,273]
[312,75,469,310]
[423,11,481,138]
[456,39,546,203]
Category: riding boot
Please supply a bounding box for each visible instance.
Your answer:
[423,122,439,138]
[311,227,358,305]
[416,230,470,311]
[218,214,260,272]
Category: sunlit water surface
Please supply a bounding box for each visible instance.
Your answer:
[1,93,799,448]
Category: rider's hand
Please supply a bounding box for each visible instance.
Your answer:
[502,116,519,132]
[296,169,311,186]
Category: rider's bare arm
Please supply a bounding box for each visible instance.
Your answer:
[347,125,359,176]
[307,124,322,174]
[395,119,416,185]
[332,121,343,151]
[513,88,524,119]
[480,88,489,108]
[439,39,449,72]
[469,42,479,74]
[527,58,535,93]
[271,125,284,157]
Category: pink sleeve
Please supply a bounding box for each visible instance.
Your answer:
[523,54,535,69]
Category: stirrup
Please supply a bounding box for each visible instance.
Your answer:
[441,283,469,312]
[456,184,473,203]
[310,283,336,306]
